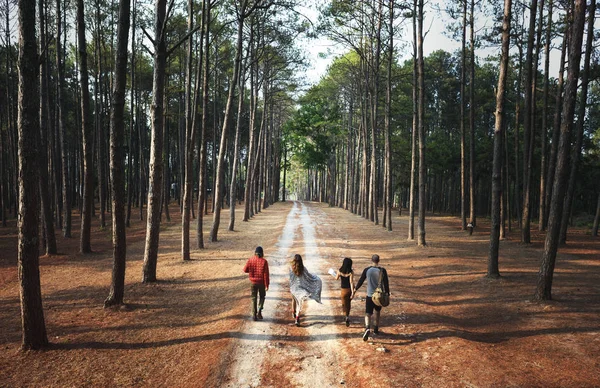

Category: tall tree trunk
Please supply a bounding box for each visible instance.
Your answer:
[559,0,595,244]
[468,0,476,227]
[56,0,71,237]
[210,2,247,242]
[592,192,600,237]
[535,0,586,301]
[538,0,553,232]
[521,0,539,243]
[142,0,167,283]
[196,2,211,249]
[384,0,393,231]
[408,0,417,240]
[18,0,48,349]
[77,0,93,253]
[488,0,512,278]
[229,62,246,231]
[104,0,130,307]
[38,0,56,253]
[460,0,467,231]
[544,24,568,230]
[181,0,196,260]
[126,0,137,227]
[417,0,426,246]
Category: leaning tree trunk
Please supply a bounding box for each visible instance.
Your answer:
[229,65,246,231]
[17,0,48,349]
[104,0,130,307]
[417,0,426,246]
[142,0,167,283]
[488,0,512,279]
[559,0,595,245]
[209,4,246,242]
[544,23,567,230]
[535,0,586,301]
[77,0,94,253]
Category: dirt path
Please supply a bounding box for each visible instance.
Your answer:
[1,200,599,387]
[225,201,344,387]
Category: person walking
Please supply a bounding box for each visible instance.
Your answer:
[354,254,390,341]
[335,257,355,327]
[289,254,322,326]
[243,246,270,321]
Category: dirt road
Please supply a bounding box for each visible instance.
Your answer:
[225,201,346,387]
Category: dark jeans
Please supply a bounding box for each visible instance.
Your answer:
[251,283,266,315]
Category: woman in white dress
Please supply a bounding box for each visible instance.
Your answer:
[289,254,322,326]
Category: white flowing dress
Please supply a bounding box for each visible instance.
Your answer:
[289,268,322,314]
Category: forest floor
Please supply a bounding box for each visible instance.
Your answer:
[1,200,599,387]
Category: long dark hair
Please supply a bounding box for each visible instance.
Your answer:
[291,254,304,276]
[339,257,353,275]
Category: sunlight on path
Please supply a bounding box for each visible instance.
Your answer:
[224,202,344,387]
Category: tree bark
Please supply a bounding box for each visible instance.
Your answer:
[460,0,467,231]
[559,0,595,245]
[535,0,586,301]
[77,0,93,253]
[104,0,130,307]
[408,0,418,241]
[488,0,512,279]
[37,0,57,254]
[538,0,553,231]
[17,0,49,349]
[417,0,426,246]
[521,0,539,243]
[142,0,168,283]
[56,0,71,238]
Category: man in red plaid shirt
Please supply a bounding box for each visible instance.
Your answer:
[243,246,270,321]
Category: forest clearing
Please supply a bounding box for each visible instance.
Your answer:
[1,201,599,387]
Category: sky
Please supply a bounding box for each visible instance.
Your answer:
[299,0,566,86]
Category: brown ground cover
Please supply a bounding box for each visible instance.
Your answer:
[0,201,599,387]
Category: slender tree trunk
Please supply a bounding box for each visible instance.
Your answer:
[460,0,467,230]
[417,0,426,246]
[56,0,71,238]
[544,25,567,230]
[181,0,196,260]
[535,0,586,301]
[559,0,595,245]
[197,2,211,249]
[77,0,93,253]
[408,0,417,240]
[229,64,246,231]
[468,0,476,227]
[18,0,48,349]
[539,0,553,231]
[104,0,130,306]
[521,0,539,243]
[142,0,167,283]
[210,1,250,242]
[384,0,393,231]
[38,0,56,253]
[488,0,512,278]
[126,0,137,227]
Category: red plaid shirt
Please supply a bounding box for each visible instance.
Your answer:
[243,255,270,288]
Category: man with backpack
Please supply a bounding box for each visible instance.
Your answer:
[354,254,390,341]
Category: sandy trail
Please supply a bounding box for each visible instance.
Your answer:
[224,202,345,387]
